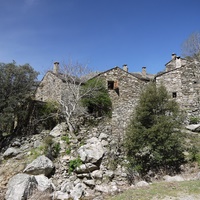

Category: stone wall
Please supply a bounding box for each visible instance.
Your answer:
[97,67,148,139]
[35,72,64,102]
[165,56,187,72]
[36,67,149,141]
[156,63,200,119]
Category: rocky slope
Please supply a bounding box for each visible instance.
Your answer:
[1,121,200,200]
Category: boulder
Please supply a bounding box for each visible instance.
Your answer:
[91,170,103,180]
[163,175,184,182]
[104,170,114,180]
[34,175,55,192]
[53,191,69,200]
[75,163,98,174]
[23,155,54,176]
[33,140,42,148]
[83,179,95,188]
[99,133,108,141]
[186,124,200,132]
[78,137,105,164]
[70,183,86,200]
[5,173,37,200]
[11,140,21,147]
[3,147,20,158]
[49,122,68,137]
[95,182,119,194]
[135,181,149,187]
[60,180,74,192]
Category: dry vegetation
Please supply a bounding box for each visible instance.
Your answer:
[107,180,200,200]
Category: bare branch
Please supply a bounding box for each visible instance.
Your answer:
[181,32,200,61]
[58,61,101,135]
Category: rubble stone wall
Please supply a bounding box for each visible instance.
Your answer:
[35,72,63,102]
[156,63,200,119]
[98,67,148,139]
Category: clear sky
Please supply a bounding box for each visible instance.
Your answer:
[0,0,200,79]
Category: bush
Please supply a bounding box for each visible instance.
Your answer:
[124,82,185,176]
[81,78,112,117]
[44,136,60,159]
[36,100,61,130]
[68,157,82,174]
[61,135,70,144]
[189,117,200,124]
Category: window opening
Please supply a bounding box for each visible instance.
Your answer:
[108,81,114,90]
[172,92,177,98]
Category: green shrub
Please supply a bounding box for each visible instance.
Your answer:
[36,100,61,130]
[52,142,61,157]
[81,78,112,118]
[188,146,200,165]
[66,148,71,155]
[29,146,45,160]
[43,136,61,159]
[189,117,200,124]
[124,82,185,176]
[61,135,70,144]
[68,157,82,174]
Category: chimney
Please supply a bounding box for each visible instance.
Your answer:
[142,67,146,77]
[123,64,128,72]
[53,62,59,74]
[172,53,177,60]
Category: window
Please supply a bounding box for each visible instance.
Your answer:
[108,81,118,90]
[108,80,120,96]
[172,92,177,98]
[108,81,114,90]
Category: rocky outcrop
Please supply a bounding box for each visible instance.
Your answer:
[4,121,200,200]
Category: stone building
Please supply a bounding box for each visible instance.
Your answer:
[155,54,200,119]
[35,62,64,102]
[165,53,188,72]
[87,65,150,139]
[35,63,152,137]
[89,65,152,138]
[36,54,200,129]
[35,62,81,103]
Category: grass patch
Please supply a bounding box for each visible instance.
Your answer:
[107,180,200,200]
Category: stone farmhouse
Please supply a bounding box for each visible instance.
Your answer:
[35,54,200,133]
[35,62,67,102]
[155,54,200,118]
[35,62,153,136]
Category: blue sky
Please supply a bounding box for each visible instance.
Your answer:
[0,0,200,79]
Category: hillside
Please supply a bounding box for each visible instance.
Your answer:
[1,118,200,199]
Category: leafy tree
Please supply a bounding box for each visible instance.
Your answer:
[0,62,39,135]
[124,82,185,176]
[33,100,61,131]
[181,32,200,62]
[81,78,112,118]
